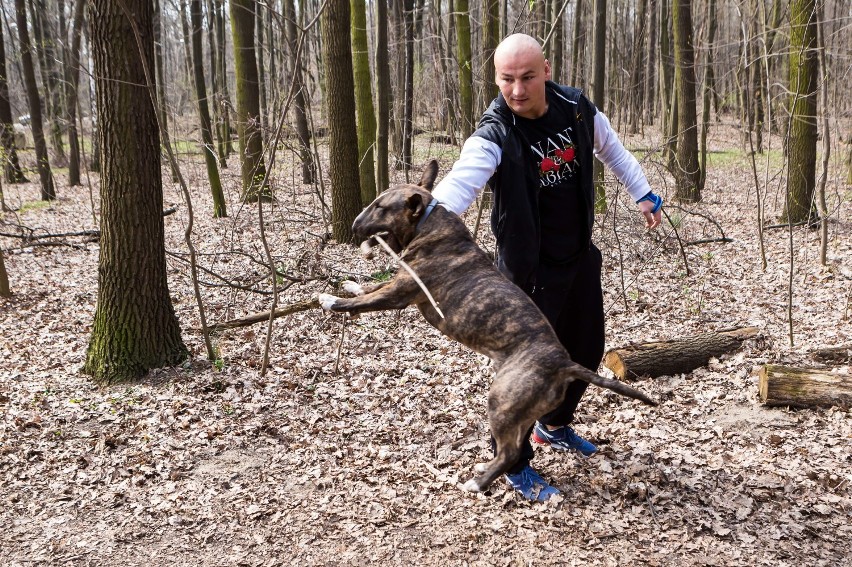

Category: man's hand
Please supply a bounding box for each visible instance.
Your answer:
[639,200,662,229]
[636,191,663,229]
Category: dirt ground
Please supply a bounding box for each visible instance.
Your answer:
[1,124,851,566]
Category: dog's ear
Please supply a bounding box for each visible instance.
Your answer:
[405,192,426,222]
[418,159,439,191]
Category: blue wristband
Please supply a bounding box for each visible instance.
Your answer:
[637,191,663,214]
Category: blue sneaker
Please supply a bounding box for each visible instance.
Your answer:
[532,423,598,456]
[504,465,561,501]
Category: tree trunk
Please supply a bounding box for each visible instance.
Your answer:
[374,0,390,192]
[644,0,657,125]
[455,0,473,138]
[401,0,415,172]
[64,0,86,187]
[230,0,269,202]
[321,0,363,243]
[0,248,9,297]
[659,0,675,156]
[783,0,818,224]
[592,0,607,212]
[482,0,500,104]
[283,0,313,183]
[0,12,26,184]
[14,0,55,200]
[85,0,188,385]
[628,0,647,134]
[604,327,759,380]
[255,4,268,143]
[570,0,586,87]
[699,0,717,193]
[351,0,377,204]
[190,0,226,217]
[214,0,233,159]
[153,0,178,181]
[759,365,852,409]
[30,0,68,166]
[672,0,701,202]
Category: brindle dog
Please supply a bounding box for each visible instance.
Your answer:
[319,160,656,494]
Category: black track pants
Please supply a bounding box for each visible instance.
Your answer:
[500,245,606,475]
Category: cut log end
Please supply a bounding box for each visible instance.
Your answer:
[759,365,852,409]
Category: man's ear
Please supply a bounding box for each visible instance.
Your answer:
[405,192,425,222]
[418,159,439,191]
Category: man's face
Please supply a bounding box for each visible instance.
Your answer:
[494,49,551,120]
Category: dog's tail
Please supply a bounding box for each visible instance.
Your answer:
[564,363,658,406]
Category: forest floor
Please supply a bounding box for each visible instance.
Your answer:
[1,123,851,566]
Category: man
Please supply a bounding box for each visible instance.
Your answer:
[431,34,662,501]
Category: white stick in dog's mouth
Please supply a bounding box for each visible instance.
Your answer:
[359,231,389,259]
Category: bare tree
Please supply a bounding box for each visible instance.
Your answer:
[321,0,363,242]
[14,0,55,200]
[672,0,701,202]
[84,0,188,384]
[351,0,376,204]
[190,0,226,216]
[0,13,26,184]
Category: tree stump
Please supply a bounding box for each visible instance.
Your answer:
[603,327,758,380]
[758,365,852,409]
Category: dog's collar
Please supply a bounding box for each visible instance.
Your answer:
[415,198,440,233]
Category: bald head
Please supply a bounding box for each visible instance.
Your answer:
[493,34,551,119]
[494,34,546,69]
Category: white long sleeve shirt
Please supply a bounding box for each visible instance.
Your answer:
[432,110,651,215]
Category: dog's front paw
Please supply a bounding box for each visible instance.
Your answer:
[341,280,365,296]
[318,293,340,311]
[462,478,483,493]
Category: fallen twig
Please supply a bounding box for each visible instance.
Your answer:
[206,297,320,332]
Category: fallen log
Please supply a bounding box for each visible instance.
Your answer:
[811,345,852,364]
[603,327,759,380]
[758,365,852,409]
[207,297,319,332]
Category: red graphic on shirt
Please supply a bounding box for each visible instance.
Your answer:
[540,157,558,172]
[555,147,575,163]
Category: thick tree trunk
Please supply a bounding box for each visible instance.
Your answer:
[672,0,701,202]
[570,0,586,87]
[644,0,657,125]
[0,14,26,184]
[84,0,188,384]
[190,0,226,217]
[759,365,852,409]
[230,0,269,201]
[321,0,363,243]
[783,0,818,224]
[15,0,54,200]
[604,327,758,380]
[351,0,377,204]
[482,0,500,104]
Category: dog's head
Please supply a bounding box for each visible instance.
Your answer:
[353,160,439,255]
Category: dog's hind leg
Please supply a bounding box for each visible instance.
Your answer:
[462,413,533,493]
